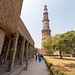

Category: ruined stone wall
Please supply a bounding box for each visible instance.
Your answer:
[18,19,34,45]
[0,0,23,34]
[0,29,5,55]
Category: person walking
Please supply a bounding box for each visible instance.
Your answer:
[0,57,2,69]
[41,54,43,59]
[38,54,39,59]
[36,54,37,61]
[25,60,28,71]
[0,55,4,69]
[39,55,42,63]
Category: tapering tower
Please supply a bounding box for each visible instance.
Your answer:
[41,5,51,54]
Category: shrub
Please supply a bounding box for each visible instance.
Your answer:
[43,56,53,68]
[52,68,64,75]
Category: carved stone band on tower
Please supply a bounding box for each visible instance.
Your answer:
[41,5,51,54]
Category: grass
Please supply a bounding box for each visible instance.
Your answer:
[43,54,71,57]
[52,67,75,75]
[43,56,75,75]
[64,72,75,75]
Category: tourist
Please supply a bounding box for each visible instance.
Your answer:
[0,55,4,68]
[25,60,28,71]
[38,54,39,59]
[41,54,43,59]
[39,55,42,63]
[2,52,5,63]
[36,54,37,61]
[0,56,2,69]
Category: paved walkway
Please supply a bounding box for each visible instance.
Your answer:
[19,59,49,75]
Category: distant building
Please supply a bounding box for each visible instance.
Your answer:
[34,48,40,54]
[41,5,51,54]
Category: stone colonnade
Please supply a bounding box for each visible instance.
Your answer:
[0,29,34,72]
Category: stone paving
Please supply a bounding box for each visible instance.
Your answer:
[19,58,49,75]
[0,58,33,75]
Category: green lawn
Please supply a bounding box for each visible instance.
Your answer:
[43,56,75,75]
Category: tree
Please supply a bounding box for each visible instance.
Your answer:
[42,37,52,54]
[52,30,75,58]
[63,31,75,56]
[52,34,65,58]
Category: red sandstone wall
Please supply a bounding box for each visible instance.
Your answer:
[0,0,23,34]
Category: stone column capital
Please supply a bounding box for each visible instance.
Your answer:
[14,31,19,38]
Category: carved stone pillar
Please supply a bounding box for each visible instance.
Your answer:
[7,32,19,71]
[32,46,34,58]
[28,48,29,60]
[29,51,31,59]
[29,45,31,59]
[33,46,35,56]
[17,43,21,59]
[31,47,33,58]
[25,41,29,70]
[19,38,25,65]
[28,44,30,60]
[30,45,32,59]
[5,38,12,61]
[26,42,29,61]
[30,50,32,59]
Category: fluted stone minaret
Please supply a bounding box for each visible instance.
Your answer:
[41,5,51,54]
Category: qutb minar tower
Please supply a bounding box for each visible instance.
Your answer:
[41,5,51,54]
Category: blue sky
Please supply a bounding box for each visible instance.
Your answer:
[21,0,75,48]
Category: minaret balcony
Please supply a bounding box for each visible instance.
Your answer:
[43,12,48,15]
[41,29,51,33]
[42,19,49,22]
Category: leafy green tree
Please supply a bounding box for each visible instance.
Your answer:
[52,34,65,58]
[42,30,75,57]
[52,30,75,58]
[42,37,52,54]
[52,34,60,50]
[63,31,75,56]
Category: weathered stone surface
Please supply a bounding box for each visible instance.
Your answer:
[0,29,5,55]
[0,0,23,34]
